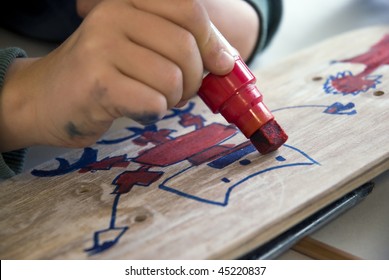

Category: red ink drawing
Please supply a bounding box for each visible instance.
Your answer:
[324,34,389,95]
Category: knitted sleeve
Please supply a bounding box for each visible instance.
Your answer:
[242,0,283,64]
[0,47,28,179]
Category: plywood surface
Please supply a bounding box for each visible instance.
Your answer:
[0,26,388,259]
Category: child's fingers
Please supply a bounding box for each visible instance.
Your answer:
[114,6,203,104]
[128,0,235,75]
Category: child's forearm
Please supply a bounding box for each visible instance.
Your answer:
[0,57,42,152]
[199,0,260,61]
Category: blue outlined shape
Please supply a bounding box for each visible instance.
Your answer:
[208,144,256,169]
[159,144,320,207]
[96,124,171,145]
[96,102,195,145]
[272,102,357,115]
[323,102,356,115]
[84,193,129,255]
[323,70,382,96]
[31,147,98,177]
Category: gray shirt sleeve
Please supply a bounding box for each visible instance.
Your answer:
[243,0,283,64]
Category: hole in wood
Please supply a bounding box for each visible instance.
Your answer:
[373,90,384,96]
[77,185,92,194]
[312,76,323,81]
[134,214,148,223]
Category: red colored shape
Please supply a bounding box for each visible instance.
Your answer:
[188,145,233,165]
[113,169,163,194]
[340,34,389,73]
[198,56,288,154]
[331,75,376,94]
[133,129,172,146]
[332,34,389,94]
[134,123,237,166]
[79,155,130,173]
[179,113,204,129]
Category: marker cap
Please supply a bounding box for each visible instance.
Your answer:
[198,56,274,138]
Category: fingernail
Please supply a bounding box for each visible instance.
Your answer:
[175,100,189,108]
[216,50,235,72]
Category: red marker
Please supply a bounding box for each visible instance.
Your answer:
[198,23,288,154]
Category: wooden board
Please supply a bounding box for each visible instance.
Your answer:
[1,26,388,259]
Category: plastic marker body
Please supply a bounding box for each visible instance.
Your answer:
[198,24,288,154]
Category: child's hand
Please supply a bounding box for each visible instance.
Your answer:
[0,0,235,151]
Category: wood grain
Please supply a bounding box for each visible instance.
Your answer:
[293,237,362,260]
[0,26,388,259]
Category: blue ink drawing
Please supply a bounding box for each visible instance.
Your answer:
[31,98,359,256]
